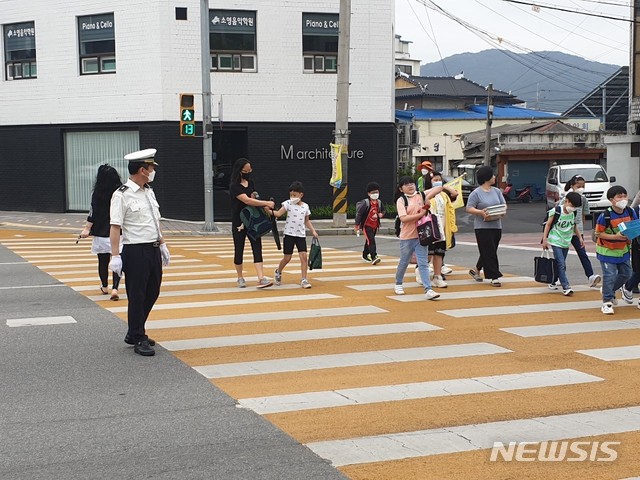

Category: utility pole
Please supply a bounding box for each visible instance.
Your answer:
[201,0,216,231]
[332,0,351,227]
[484,83,493,167]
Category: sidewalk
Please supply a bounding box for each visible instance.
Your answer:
[0,210,395,236]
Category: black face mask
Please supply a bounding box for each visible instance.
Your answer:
[241,172,251,180]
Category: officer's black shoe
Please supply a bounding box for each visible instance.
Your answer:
[134,340,155,356]
[125,335,156,346]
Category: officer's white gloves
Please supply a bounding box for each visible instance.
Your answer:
[160,243,171,266]
[109,255,123,276]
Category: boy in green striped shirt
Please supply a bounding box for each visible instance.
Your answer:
[542,192,582,297]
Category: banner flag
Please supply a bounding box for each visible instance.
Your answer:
[329,143,343,188]
[445,175,465,209]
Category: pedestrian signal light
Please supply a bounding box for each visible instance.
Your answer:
[179,93,195,137]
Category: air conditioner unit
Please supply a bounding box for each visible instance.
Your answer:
[410,128,419,145]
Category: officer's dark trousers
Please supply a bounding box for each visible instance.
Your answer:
[122,243,162,342]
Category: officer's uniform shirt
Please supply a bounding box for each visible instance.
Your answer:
[110,179,161,244]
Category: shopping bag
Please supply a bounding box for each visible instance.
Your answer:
[308,237,322,270]
[417,213,441,246]
[534,249,558,284]
[239,206,272,241]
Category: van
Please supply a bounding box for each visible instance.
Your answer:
[545,164,615,215]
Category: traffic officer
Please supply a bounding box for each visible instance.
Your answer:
[108,148,170,356]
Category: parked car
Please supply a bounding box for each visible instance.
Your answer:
[545,164,615,215]
[442,174,473,201]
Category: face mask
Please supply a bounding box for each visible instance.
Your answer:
[574,187,585,195]
[146,170,156,182]
[421,169,429,176]
[289,197,301,204]
[369,193,379,200]
[616,199,628,209]
[565,206,576,213]
[241,172,251,180]
[432,181,443,188]
[405,191,417,197]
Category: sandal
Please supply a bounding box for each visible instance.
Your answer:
[110,289,119,301]
[100,286,109,294]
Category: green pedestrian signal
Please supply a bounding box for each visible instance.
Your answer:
[179,93,195,137]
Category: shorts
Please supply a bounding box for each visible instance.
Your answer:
[283,234,307,255]
[428,240,446,257]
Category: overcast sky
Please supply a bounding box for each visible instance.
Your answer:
[395,0,631,67]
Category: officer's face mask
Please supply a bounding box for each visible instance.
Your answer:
[146,168,156,183]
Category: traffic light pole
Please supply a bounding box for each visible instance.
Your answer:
[201,0,216,232]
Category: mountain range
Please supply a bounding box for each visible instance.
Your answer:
[420,49,622,113]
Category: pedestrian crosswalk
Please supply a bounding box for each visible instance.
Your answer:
[2,232,640,479]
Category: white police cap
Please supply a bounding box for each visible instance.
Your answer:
[124,148,158,165]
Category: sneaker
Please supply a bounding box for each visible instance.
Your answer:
[469,269,483,282]
[563,288,574,296]
[622,285,634,304]
[425,289,440,300]
[637,300,640,310]
[362,254,372,263]
[237,277,246,288]
[415,265,423,286]
[441,265,453,275]
[257,277,273,289]
[394,285,405,295]
[301,278,312,289]
[432,275,448,288]
[588,274,601,288]
[490,279,502,287]
[601,302,614,315]
[371,256,381,265]
[134,339,155,356]
[428,263,434,274]
[274,269,282,286]
[548,282,560,290]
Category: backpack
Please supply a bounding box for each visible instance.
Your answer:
[355,198,370,229]
[395,191,426,237]
[239,206,272,241]
[592,206,635,244]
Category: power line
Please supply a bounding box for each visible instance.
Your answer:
[499,0,633,22]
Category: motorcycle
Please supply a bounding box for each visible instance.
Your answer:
[502,183,532,203]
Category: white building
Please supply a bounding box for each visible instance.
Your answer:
[0,0,395,219]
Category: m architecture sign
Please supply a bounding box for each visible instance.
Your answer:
[280,144,365,160]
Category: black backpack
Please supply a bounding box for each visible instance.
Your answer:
[395,192,426,237]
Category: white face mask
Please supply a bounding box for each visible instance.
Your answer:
[421,169,429,176]
[616,199,628,209]
[405,191,417,197]
[369,193,379,200]
[565,206,576,213]
[146,170,156,182]
[574,187,585,195]
[289,197,301,204]
[432,181,443,188]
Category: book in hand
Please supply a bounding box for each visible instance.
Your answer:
[619,220,640,240]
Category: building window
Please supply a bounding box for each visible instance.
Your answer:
[302,13,338,73]
[396,65,412,75]
[176,7,188,21]
[209,10,256,72]
[78,13,115,75]
[3,22,37,80]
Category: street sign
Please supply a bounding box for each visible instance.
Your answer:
[179,93,195,137]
